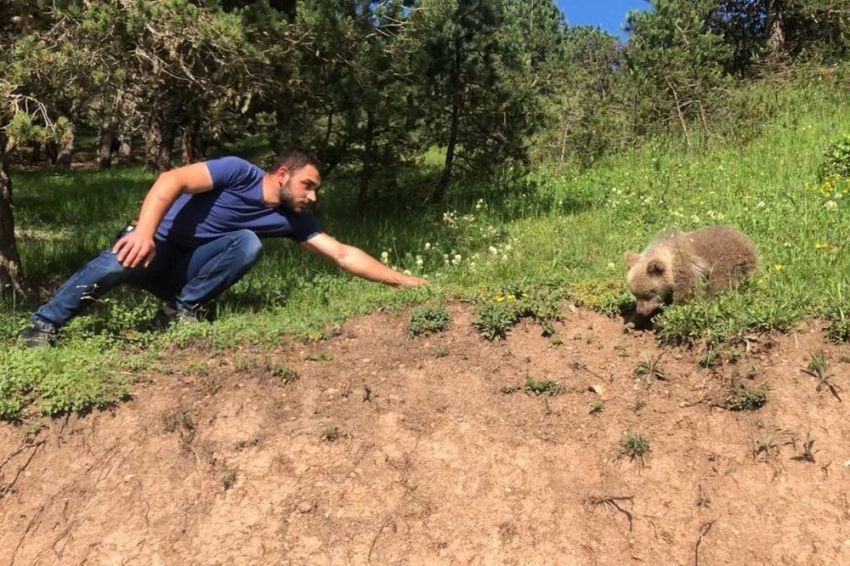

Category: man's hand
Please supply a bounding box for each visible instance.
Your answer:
[396,275,427,288]
[113,231,156,268]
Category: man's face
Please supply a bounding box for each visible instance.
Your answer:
[277,164,321,212]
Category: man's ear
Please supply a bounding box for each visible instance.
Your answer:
[275,165,290,182]
[623,251,640,267]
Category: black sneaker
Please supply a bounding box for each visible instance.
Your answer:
[151,306,199,330]
[17,320,57,348]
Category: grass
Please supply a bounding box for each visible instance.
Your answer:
[2,77,850,419]
[618,429,651,465]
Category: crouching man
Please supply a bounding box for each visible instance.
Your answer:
[18,149,425,347]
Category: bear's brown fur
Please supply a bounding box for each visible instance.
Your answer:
[623,225,758,317]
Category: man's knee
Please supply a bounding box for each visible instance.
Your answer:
[230,230,263,264]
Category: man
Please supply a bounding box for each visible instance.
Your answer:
[18,149,426,347]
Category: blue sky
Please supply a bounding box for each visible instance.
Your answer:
[555,0,649,38]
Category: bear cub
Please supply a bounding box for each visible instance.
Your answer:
[623,225,758,317]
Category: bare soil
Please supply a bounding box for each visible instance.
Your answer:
[2,304,850,565]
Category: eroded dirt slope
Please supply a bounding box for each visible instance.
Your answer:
[2,304,849,565]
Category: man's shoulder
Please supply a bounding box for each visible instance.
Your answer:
[205,156,264,189]
[206,156,261,173]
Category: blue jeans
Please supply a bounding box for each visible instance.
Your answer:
[32,230,263,329]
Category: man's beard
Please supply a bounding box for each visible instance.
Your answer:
[278,180,303,212]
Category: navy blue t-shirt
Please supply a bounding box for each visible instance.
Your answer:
[156,156,321,247]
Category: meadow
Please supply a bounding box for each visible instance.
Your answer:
[1,79,849,421]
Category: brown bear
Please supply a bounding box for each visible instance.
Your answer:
[623,225,758,317]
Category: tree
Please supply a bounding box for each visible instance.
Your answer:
[408,0,564,202]
[624,0,734,148]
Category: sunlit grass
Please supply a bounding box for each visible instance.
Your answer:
[1,78,849,419]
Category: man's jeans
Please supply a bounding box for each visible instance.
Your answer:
[32,230,263,329]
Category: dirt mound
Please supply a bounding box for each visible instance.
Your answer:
[2,305,849,565]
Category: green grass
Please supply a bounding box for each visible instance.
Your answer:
[2,77,850,419]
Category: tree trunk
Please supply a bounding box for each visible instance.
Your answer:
[358,112,375,213]
[145,107,178,172]
[180,119,205,164]
[0,138,23,297]
[54,122,75,171]
[433,37,463,204]
[118,131,133,165]
[768,0,786,54]
[97,91,123,169]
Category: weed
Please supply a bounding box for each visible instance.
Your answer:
[408,305,451,336]
[724,379,769,411]
[632,399,646,412]
[268,362,299,384]
[696,486,711,509]
[184,360,209,377]
[321,425,343,442]
[804,350,842,401]
[825,307,849,343]
[751,428,793,461]
[634,353,665,383]
[161,409,195,438]
[541,321,556,338]
[524,375,562,396]
[304,350,332,361]
[432,345,450,358]
[588,399,604,414]
[618,429,651,464]
[818,134,850,180]
[474,301,519,340]
[746,363,759,379]
[222,468,237,490]
[698,348,721,369]
[791,433,817,463]
[501,384,522,394]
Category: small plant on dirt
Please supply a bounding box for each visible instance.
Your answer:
[632,399,646,412]
[409,305,451,336]
[304,350,332,362]
[222,468,237,490]
[696,486,711,509]
[791,433,818,463]
[432,345,450,358]
[723,378,769,411]
[746,363,759,379]
[524,375,562,396]
[634,353,665,384]
[803,350,842,401]
[501,384,522,395]
[541,321,556,338]
[588,399,604,414]
[474,301,519,340]
[618,429,651,464]
[321,425,343,442]
[269,362,299,385]
[751,429,792,462]
[161,409,195,437]
[698,348,721,369]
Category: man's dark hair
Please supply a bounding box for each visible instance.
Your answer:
[271,149,322,174]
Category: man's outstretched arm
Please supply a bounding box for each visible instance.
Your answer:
[301,233,427,288]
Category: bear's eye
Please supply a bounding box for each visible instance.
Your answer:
[640,291,656,300]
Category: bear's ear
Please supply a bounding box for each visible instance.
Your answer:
[646,259,665,275]
[623,251,640,267]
